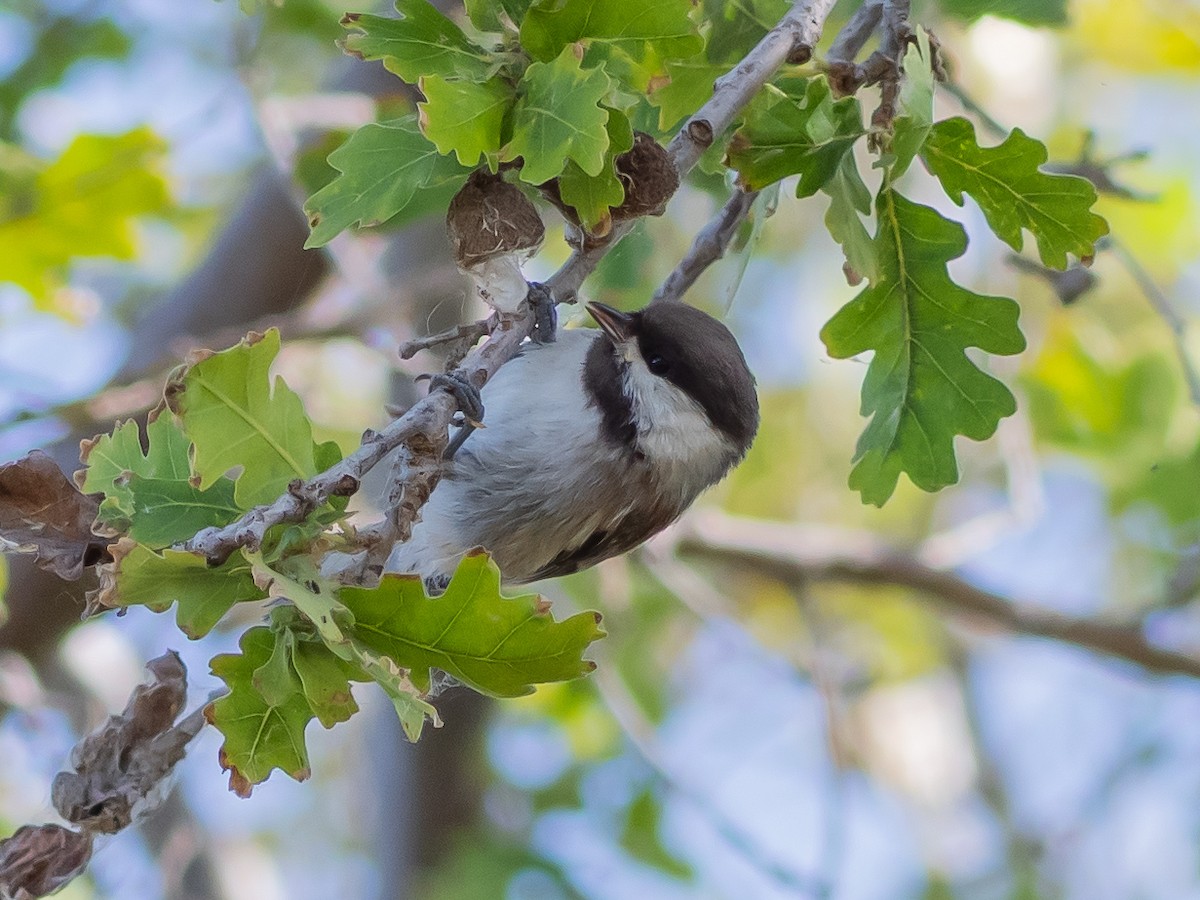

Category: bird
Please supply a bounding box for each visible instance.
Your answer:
[390,300,759,585]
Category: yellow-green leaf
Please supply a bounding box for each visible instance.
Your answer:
[340,551,605,698]
[418,76,514,167]
[0,129,169,311]
[208,627,314,796]
[505,47,612,185]
[167,329,318,509]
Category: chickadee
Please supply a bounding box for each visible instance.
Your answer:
[390,301,759,584]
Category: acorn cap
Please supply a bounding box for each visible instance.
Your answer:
[446,171,545,269]
[613,132,679,220]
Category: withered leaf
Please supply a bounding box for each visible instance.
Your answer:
[0,451,106,580]
[51,651,201,834]
[0,824,93,900]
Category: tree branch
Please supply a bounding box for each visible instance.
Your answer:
[651,189,759,304]
[827,0,884,62]
[674,511,1200,680]
[178,0,845,577]
[183,308,531,569]
[546,0,840,303]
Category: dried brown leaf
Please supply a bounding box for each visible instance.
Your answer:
[0,824,92,899]
[0,451,106,580]
[51,651,201,834]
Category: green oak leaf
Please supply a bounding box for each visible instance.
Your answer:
[79,412,239,547]
[124,475,240,548]
[559,161,625,232]
[820,189,1026,505]
[0,128,170,310]
[339,0,492,82]
[506,47,613,184]
[344,640,439,741]
[340,550,605,697]
[304,117,471,248]
[208,627,314,796]
[251,560,436,739]
[700,0,789,64]
[726,78,865,196]
[252,626,302,706]
[101,541,261,638]
[247,552,354,646]
[520,0,703,70]
[920,116,1109,269]
[938,0,1067,26]
[462,0,535,31]
[167,328,317,509]
[558,108,635,232]
[418,76,514,167]
[462,0,503,32]
[649,58,729,131]
[291,637,362,728]
[75,410,240,548]
[888,26,935,180]
[79,414,192,537]
[822,154,878,284]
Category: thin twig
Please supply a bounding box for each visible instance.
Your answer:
[674,511,1200,680]
[866,0,910,138]
[651,189,759,304]
[878,0,910,61]
[177,0,845,577]
[183,309,532,569]
[546,0,840,303]
[398,315,495,361]
[591,662,830,897]
[1108,236,1200,410]
[941,79,1008,138]
[827,0,883,62]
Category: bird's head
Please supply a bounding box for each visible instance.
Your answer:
[585,301,759,465]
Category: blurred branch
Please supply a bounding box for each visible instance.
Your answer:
[941,79,1007,138]
[591,664,829,897]
[1006,254,1097,306]
[675,511,1200,680]
[1045,132,1155,202]
[652,189,760,304]
[949,651,1048,887]
[1107,237,1200,409]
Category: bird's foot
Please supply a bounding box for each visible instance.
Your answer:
[419,370,484,459]
[527,281,557,343]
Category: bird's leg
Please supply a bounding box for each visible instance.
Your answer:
[527,281,557,343]
[419,370,484,459]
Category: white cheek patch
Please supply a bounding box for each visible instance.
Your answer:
[621,354,734,473]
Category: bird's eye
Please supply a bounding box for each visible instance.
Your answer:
[646,353,671,375]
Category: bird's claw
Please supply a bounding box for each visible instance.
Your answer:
[527,281,557,343]
[419,370,485,459]
[422,370,485,426]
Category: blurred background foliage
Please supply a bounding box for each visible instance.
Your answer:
[2,0,1200,898]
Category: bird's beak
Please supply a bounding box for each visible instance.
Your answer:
[586,302,634,343]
